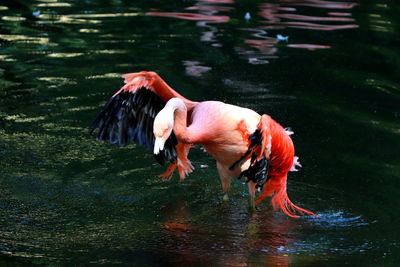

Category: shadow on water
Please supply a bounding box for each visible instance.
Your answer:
[0,0,399,265]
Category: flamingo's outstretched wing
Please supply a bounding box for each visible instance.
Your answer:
[118,71,196,108]
[90,71,195,165]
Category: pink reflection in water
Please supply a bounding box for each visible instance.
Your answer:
[185,5,234,12]
[159,200,293,266]
[245,39,278,55]
[146,1,235,46]
[146,0,359,64]
[279,0,358,9]
[261,21,359,31]
[146,12,229,23]
[287,44,332,50]
[328,12,352,16]
[183,60,212,77]
[259,1,358,32]
[273,13,355,22]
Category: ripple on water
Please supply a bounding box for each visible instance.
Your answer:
[309,210,370,228]
[281,210,375,258]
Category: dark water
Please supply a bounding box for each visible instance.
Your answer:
[0,0,399,265]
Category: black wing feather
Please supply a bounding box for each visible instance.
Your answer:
[90,87,177,165]
[238,153,270,190]
[230,129,271,190]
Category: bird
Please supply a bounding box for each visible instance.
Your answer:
[90,71,316,218]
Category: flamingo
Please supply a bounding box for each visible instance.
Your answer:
[90,71,315,217]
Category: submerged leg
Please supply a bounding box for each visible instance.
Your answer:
[248,181,257,212]
[216,162,233,201]
[239,160,257,210]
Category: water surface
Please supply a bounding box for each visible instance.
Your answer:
[0,0,399,265]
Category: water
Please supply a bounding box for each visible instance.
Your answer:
[0,0,399,265]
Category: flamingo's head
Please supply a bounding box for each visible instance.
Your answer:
[153,109,174,155]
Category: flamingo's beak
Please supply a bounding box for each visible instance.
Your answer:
[154,137,166,155]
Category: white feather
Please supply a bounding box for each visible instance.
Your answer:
[290,156,302,172]
[285,127,294,136]
[154,137,165,155]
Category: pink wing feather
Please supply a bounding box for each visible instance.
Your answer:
[90,71,196,179]
[118,71,197,109]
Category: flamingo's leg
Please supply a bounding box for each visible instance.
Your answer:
[216,159,258,209]
[216,162,233,201]
[159,143,194,181]
[239,159,257,211]
[159,163,177,181]
[247,181,257,212]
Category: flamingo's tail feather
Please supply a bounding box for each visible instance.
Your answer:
[232,114,316,218]
[256,175,316,218]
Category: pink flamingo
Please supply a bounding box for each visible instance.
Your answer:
[90,71,315,217]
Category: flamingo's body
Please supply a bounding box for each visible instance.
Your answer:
[91,71,315,217]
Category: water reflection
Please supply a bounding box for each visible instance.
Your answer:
[146,0,359,66]
[0,34,54,45]
[159,200,293,266]
[183,60,212,77]
[286,44,331,50]
[146,12,229,23]
[157,199,372,266]
[1,0,399,265]
[147,1,230,48]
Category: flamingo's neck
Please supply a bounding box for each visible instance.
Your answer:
[165,98,191,143]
